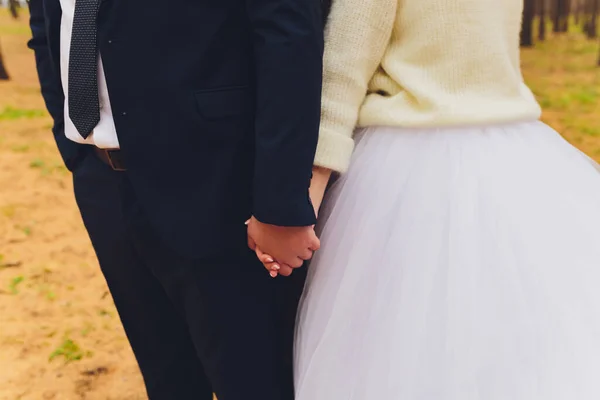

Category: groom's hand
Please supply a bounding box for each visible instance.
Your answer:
[247,217,320,270]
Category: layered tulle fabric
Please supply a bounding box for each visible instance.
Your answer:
[295,121,600,400]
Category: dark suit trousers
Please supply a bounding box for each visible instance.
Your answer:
[72,151,306,400]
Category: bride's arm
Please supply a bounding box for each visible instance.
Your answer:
[255,0,398,276]
[311,0,398,212]
[310,166,332,216]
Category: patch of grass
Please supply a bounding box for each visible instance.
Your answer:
[9,276,25,295]
[581,126,600,137]
[11,145,30,153]
[0,22,30,36]
[14,224,33,236]
[29,159,68,176]
[98,309,113,317]
[528,79,598,111]
[49,338,85,363]
[81,324,95,337]
[537,97,553,109]
[521,29,600,160]
[0,107,46,121]
[38,284,57,301]
[52,164,68,174]
[29,159,45,169]
[570,86,599,106]
[40,164,68,177]
[565,40,598,55]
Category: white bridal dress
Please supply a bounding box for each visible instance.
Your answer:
[295,121,600,400]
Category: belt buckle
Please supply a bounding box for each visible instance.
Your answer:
[106,150,127,171]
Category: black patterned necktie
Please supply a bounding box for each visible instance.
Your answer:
[68,0,101,139]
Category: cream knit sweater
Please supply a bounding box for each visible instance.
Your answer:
[314,0,543,173]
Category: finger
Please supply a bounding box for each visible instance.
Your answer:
[289,257,304,269]
[308,233,320,251]
[254,248,279,273]
[278,264,294,277]
[255,247,274,264]
[299,248,314,261]
[263,261,281,273]
[252,247,278,274]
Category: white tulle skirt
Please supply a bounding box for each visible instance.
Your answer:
[294,121,600,400]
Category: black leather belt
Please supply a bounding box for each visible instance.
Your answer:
[94,148,127,171]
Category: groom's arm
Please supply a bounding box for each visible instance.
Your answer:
[246,0,324,227]
[28,0,87,171]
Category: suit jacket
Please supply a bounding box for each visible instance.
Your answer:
[28,0,324,258]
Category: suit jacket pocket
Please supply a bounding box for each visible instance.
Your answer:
[194,86,251,121]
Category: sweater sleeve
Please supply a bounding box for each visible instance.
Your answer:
[314,0,398,173]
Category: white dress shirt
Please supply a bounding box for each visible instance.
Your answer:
[60,0,120,149]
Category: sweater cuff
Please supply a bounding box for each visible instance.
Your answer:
[313,128,355,173]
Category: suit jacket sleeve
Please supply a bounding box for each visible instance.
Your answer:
[246,0,324,227]
[27,0,87,171]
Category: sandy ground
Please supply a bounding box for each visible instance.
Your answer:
[1,9,599,400]
[0,11,145,400]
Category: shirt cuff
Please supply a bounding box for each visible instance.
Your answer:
[313,127,355,173]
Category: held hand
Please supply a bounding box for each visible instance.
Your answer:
[247,217,320,273]
[250,167,333,277]
[259,247,295,277]
[247,234,294,277]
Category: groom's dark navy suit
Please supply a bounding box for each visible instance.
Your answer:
[29,0,323,398]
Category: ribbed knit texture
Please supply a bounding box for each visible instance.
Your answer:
[314,0,543,172]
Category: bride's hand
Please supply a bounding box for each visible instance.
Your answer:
[252,166,333,278]
[256,245,295,277]
[246,226,295,277]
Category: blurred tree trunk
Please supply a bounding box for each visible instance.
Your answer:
[522,0,536,46]
[575,0,581,24]
[1,0,20,80]
[553,0,563,32]
[0,41,9,80]
[560,0,571,31]
[583,0,591,32]
[587,0,598,38]
[539,0,547,40]
[8,0,20,19]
